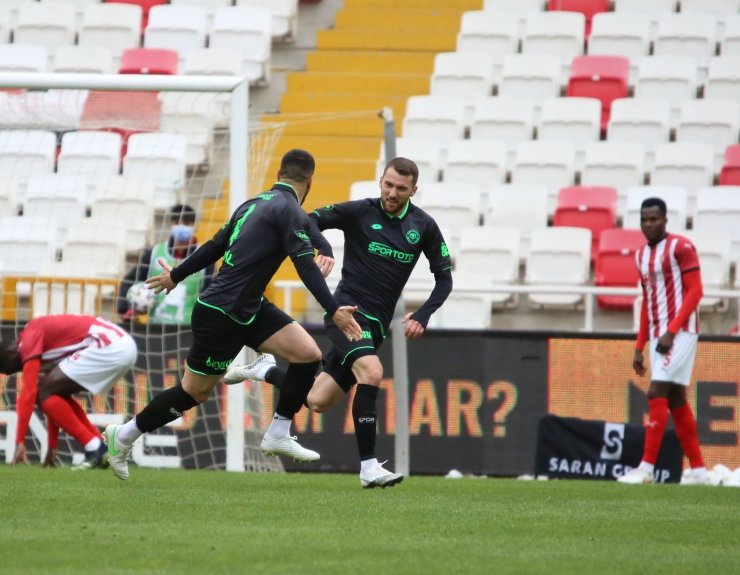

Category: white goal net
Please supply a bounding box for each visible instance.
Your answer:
[0,73,285,473]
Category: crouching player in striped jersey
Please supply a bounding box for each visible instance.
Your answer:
[0,315,137,469]
[618,197,710,485]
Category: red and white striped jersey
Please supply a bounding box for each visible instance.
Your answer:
[635,234,701,338]
[17,315,127,365]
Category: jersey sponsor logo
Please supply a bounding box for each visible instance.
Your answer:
[371,223,383,230]
[367,241,415,263]
[255,193,276,200]
[405,229,420,245]
[206,356,231,371]
[361,330,372,340]
[223,250,234,267]
[294,230,310,242]
[441,243,449,258]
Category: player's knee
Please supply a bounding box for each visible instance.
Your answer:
[307,396,329,413]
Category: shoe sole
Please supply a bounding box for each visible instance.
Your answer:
[103,426,130,480]
[261,448,319,463]
[362,475,404,489]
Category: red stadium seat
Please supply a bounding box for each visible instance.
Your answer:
[594,228,644,310]
[106,0,167,31]
[567,55,629,131]
[553,186,617,263]
[719,144,740,186]
[548,0,610,37]
[119,47,178,75]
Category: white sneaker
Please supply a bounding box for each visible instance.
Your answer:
[103,424,133,480]
[260,434,319,462]
[223,353,276,385]
[360,461,404,489]
[680,467,712,486]
[617,467,655,485]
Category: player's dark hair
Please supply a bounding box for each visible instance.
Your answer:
[279,149,315,182]
[383,157,419,186]
[640,197,667,216]
[168,204,196,224]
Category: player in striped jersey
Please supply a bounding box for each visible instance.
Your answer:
[0,315,138,469]
[618,197,710,485]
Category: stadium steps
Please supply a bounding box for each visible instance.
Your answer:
[263,1,473,311]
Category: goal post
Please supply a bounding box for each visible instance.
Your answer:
[0,72,283,473]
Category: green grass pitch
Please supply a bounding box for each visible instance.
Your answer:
[1,466,738,575]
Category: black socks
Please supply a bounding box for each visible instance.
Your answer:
[135,384,199,433]
[353,384,379,461]
[275,361,320,418]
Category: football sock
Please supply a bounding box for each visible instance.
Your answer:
[361,458,379,475]
[39,395,97,447]
[275,361,320,418]
[118,417,143,445]
[134,384,199,433]
[64,397,100,437]
[84,437,102,451]
[264,366,285,390]
[671,403,706,469]
[643,397,669,465]
[266,414,292,439]
[353,384,379,461]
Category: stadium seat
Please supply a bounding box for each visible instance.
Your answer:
[183,47,243,76]
[0,176,18,217]
[613,0,677,17]
[402,95,467,147]
[0,44,47,73]
[57,130,123,180]
[106,0,167,32]
[122,132,188,210]
[442,140,508,210]
[53,45,115,74]
[210,6,272,86]
[547,0,609,38]
[96,175,156,215]
[650,142,715,214]
[581,141,646,215]
[526,226,592,307]
[675,99,740,158]
[486,184,549,259]
[469,96,536,149]
[705,56,740,101]
[412,183,482,245]
[235,0,299,43]
[119,48,179,75]
[498,54,562,103]
[607,98,672,158]
[143,4,208,56]
[456,225,521,306]
[0,130,57,199]
[719,145,740,186]
[594,227,644,310]
[722,14,740,56]
[376,138,443,184]
[633,56,700,113]
[79,3,143,59]
[681,0,739,18]
[0,215,59,275]
[0,4,11,44]
[538,96,601,149]
[552,185,618,262]
[318,227,344,289]
[511,140,577,214]
[426,276,494,330]
[484,0,546,13]
[692,186,740,259]
[78,91,161,151]
[349,180,377,201]
[683,229,733,310]
[654,13,718,60]
[522,11,585,72]
[566,56,630,130]
[14,2,76,51]
[456,10,520,60]
[23,174,90,243]
[622,185,689,232]
[158,92,215,166]
[430,52,496,123]
[91,188,155,256]
[60,218,128,279]
[587,12,651,59]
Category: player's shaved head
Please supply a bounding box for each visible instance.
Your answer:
[383,157,419,186]
[279,149,315,183]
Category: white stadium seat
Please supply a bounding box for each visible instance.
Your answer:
[427,274,495,330]
[79,3,142,59]
[499,54,562,103]
[57,130,123,180]
[61,218,128,279]
[486,184,549,259]
[456,10,519,60]
[722,15,740,56]
[0,4,12,44]
[236,0,299,43]
[430,52,496,123]
[588,12,651,59]
[622,185,689,232]
[23,174,90,242]
[681,0,739,18]
[634,56,700,115]
[692,186,740,259]
[705,56,740,101]
[0,130,57,199]
[654,13,718,60]
[650,142,716,214]
[0,176,18,217]
[412,183,481,246]
[581,141,647,215]
[526,226,592,307]
[607,98,671,156]
[511,140,576,214]
[0,215,58,275]
[158,92,215,166]
[0,44,47,73]
[683,229,733,310]
[522,11,585,65]
[402,95,467,147]
[15,2,76,51]
[538,97,601,148]
[144,5,209,56]
[210,6,272,86]
[53,45,115,74]
[470,96,536,148]
[613,0,677,17]
[348,180,377,201]
[675,99,740,156]
[183,48,243,76]
[484,0,546,14]
[376,138,443,184]
[442,139,508,209]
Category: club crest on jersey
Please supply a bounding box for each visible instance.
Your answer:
[371,223,383,230]
[441,243,449,257]
[322,204,335,211]
[294,230,310,241]
[405,229,420,245]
